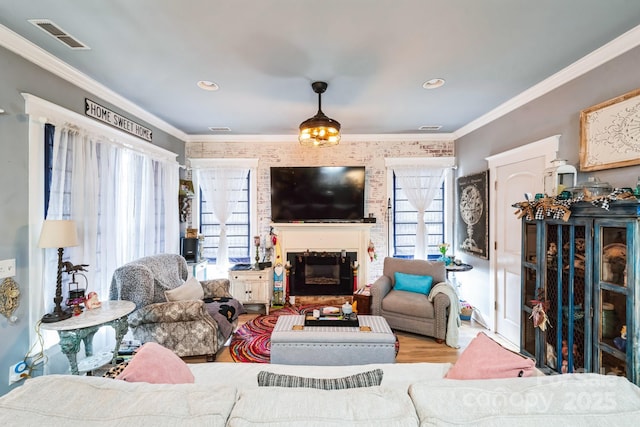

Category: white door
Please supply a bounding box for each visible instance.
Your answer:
[495,158,544,344]
[487,135,559,346]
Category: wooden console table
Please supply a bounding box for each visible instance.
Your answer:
[40,300,135,375]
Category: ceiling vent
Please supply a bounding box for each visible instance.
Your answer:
[28,19,89,49]
[208,127,231,132]
[419,125,442,131]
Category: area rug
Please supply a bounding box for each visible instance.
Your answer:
[229,305,399,363]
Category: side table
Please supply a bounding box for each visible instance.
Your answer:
[40,300,135,375]
[353,292,371,315]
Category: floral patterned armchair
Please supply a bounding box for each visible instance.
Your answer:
[109,253,239,360]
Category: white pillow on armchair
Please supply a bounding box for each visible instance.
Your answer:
[164,276,204,301]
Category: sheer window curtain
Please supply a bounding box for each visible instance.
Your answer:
[196,167,249,269]
[393,166,449,259]
[43,125,179,347]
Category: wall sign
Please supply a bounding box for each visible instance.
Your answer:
[85,98,152,142]
[579,87,640,171]
[457,170,489,260]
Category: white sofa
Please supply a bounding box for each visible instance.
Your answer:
[1,362,640,426]
[0,363,640,427]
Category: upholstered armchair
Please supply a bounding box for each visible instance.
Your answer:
[109,253,240,360]
[371,257,459,345]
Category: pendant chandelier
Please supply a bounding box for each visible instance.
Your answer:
[299,81,341,147]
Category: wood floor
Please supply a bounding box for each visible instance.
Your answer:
[211,311,517,365]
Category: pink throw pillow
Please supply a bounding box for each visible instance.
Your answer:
[445,332,535,379]
[115,342,194,384]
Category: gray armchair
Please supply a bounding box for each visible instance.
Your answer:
[109,253,238,360]
[371,257,453,343]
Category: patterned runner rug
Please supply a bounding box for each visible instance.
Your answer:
[229,305,398,363]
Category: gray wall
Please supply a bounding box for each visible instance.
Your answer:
[454,45,640,325]
[0,45,184,396]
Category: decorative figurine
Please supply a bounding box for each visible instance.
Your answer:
[85,292,101,309]
[613,325,627,352]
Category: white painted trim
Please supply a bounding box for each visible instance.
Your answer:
[189,158,259,169]
[27,117,46,345]
[384,156,456,168]
[486,135,560,167]
[455,24,640,139]
[23,93,178,162]
[184,133,456,143]
[485,135,559,332]
[1,24,187,141]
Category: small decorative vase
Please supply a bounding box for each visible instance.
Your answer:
[438,255,452,266]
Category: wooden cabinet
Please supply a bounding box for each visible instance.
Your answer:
[353,293,371,315]
[520,200,639,385]
[229,269,273,314]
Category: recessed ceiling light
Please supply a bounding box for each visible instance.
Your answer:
[208,126,231,132]
[197,80,219,91]
[0,108,5,114]
[419,125,442,131]
[422,78,445,89]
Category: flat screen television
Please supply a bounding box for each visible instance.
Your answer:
[270,166,365,222]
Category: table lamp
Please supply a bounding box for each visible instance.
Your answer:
[38,219,79,323]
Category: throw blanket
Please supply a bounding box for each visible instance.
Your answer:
[204,298,246,340]
[428,281,461,348]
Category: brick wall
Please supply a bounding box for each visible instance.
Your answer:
[186,138,453,281]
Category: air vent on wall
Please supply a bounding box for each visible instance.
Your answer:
[208,127,231,132]
[28,19,90,50]
[419,125,442,131]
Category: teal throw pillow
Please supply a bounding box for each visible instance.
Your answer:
[394,272,434,295]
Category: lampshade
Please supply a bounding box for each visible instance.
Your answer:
[299,81,341,147]
[38,220,79,249]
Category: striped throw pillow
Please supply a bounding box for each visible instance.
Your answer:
[257,369,383,390]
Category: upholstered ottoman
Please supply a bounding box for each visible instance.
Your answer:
[270,315,396,365]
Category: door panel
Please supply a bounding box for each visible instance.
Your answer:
[495,157,545,344]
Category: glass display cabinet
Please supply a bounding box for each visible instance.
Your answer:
[520,200,639,385]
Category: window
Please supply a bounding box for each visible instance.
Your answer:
[199,172,251,263]
[393,173,445,259]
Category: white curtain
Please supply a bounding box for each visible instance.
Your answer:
[393,166,448,259]
[44,126,179,317]
[196,167,249,268]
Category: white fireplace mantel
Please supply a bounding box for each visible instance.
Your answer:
[272,222,372,288]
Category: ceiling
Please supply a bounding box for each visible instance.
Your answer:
[2,0,640,141]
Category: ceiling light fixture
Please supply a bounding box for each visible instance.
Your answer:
[197,80,219,91]
[422,78,445,89]
[299,81,341,147]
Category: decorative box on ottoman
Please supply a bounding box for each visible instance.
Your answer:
[270,315,396,366]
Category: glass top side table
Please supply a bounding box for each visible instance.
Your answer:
[40,300,135,375]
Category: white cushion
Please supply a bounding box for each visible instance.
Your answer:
[228,386,419,427]
[164,276,204,301]
[409,374,640,426]
[0,375,235,427]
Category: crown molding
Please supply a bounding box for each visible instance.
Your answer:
[0,24,188,142]
[184,132,456,143]
[454,24,640,139]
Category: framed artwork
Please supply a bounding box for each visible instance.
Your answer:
[457,171,489,260]
[580,87,640,171]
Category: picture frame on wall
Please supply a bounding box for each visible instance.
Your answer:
[457,171,489,260]
[579,87,640,171]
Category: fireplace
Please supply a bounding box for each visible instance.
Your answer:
[288,251,356,296]
[273,222,373,294]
